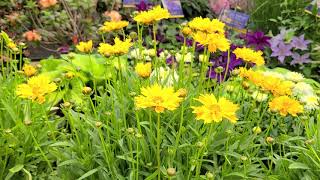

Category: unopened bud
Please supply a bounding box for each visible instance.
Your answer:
[167,168,176,176]
[82,87,92,95]
[95,121,103,128]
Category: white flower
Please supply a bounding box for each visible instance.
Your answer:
[262,71,284,80]
[144,49,156,57]
[300,94,320,111]
[129,48,141,59]
[159,50,169,59]
[150,67,179,86]
[284,72,304,82]
[251,91,268,102]
[225,84,235,92]
[175,52,193,63]
[292,82,314,97]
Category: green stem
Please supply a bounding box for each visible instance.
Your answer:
[156,113,161,180]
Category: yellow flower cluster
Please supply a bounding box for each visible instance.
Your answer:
[239,68,292,97]
[233,47,265,66]
[98,37,132,56]
[191,94,239,124]
[134,84,183,113]
[135,62,152,78]
[192,31,230,53]
[186,17,229,53]
[188,17,225,35]
[76,40,93,53]
[134,6,170,25]
[16,75,57,104]
[269,96,304,116]
[22,64,37,77]
[99,21,129,33]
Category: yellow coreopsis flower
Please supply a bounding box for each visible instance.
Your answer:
[16,75,57,104]
[98,37,132,56]
[99,21,129,33]
[134,6,170,25]
[76,40,93,53]
[135,62,152,78]
[134,84,183,113]
[233,47,265,66]
[269,96,304,116]
[191,94,239,124]
[188,17,225,35]
[181,27,192,36]
[192,31,230,53]
[22,64,37,77]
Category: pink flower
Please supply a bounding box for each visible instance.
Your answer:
[209,0,230,14]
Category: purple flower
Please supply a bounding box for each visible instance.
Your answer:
[166,55,176,65]
[271,42,292,63]
[243,31,271,51]
[291,35,311,50]
[136,1,152,12]
[269,34,284,50]
[290,53,311,65]
[58,45,69,54]
[175,35,204,51]
[208,46,243,82]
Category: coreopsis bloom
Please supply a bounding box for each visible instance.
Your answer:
[39,0,57,8]
[188,17,225,35]
[269,96,304,116]
[16,75,57,104]
[23,30,41,42]
[7,41,17,50]
[135,62,152,78]
[233,47,265,66]
[191,94,239,124]
[133,6,170,25]
[134,84,183,113]
[192,31,230,53]
[76,40,93,53]
[99,21,129,33]
[103,10,122,22]
[98,37,132,56]
[181,27,192,36]
[22,64,37,77]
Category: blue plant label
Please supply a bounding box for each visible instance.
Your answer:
[123,0,149,7]
[305,0,320,17]
[220,9,250,31]
[162,0,184,18]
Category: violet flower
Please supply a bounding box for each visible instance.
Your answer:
[291,35,311,50]
[175,35,204,52]
[243,31,271,51]
[208,46,242,82]
[270,42,292,63]
[58,45,69,54]
[290,53,311,65]
[166,55,176,65]
[136,0,152,12]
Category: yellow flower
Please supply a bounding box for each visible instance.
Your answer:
[192,94,239,124]
[7,41,17,50]
[99,21,129,33]
[269,96,304,116]
[134,6,170,25]
[98,37,132,56]
[16,75,57,104]
[135,62,152,78]
[233,47,265,66]
[181,27,192,36]
[134,84,183,113]
[188,17,225,35]
[76,40,93,53]
[192,31,230,53]
[22,64,37,77]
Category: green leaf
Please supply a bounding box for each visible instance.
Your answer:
[289,162,310,170]
[77,168,100,180]
[9,164,24,173]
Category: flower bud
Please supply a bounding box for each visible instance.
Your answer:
[167,168,176,176]
[196,141,204,148]
[127,128,135,134]
[65,72,75,79]
[242,81,250,90]
[135,133,143,139]
[305,139,314,145]
[62,101,72,108]
[240,156,248,161]
[129,32,138,39]
[177,88,188,98]
[206,172,214,179]
[252,126,262,134]
[53,78,62,83]
[214,66,224,73]
[24,119,32,126]
[82,86,92,95]
[95,121,103,128]
[266,136,274,144]
[181,27,192,36]
[4,129,12,134]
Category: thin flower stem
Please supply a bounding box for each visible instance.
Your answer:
[223,49,231,82]
[156,113,161,180]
